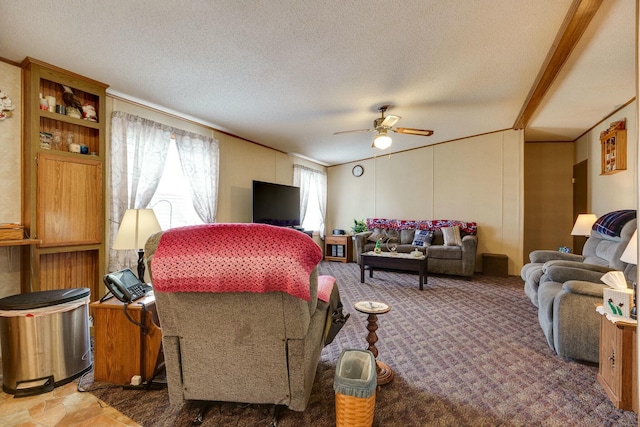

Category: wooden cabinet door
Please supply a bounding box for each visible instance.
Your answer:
[597,315,637,411]
[36,152,103,246]
[599,316,618,397]
[91,295,162,384]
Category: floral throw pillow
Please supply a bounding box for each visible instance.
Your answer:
[442,226,462,246]
[412,229,434,247]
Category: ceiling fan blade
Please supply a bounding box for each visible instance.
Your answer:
[333,128,374,135]
[393,127,434,136]
[380,115,401,128]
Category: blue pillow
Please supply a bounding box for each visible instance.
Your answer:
[412,229,433,247]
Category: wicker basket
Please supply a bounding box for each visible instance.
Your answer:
[335,391,375,427]
[334,349,377,427]
[0,226,24,240]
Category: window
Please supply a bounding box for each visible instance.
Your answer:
[148,139,204,229]
[301,183,322,231]
[109,111,219,273]
[293,165,327,235]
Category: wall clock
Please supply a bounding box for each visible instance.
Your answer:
[352,165,364,177]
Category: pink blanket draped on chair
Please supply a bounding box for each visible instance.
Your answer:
[317,275,335,303]
[151,223,323,301]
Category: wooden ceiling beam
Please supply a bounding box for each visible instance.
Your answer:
[513,0,604,130]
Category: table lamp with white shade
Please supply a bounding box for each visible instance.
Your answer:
[620,230,638,320]
[113,208,162,281]
[570,213,598,255]
[571,214,598,237]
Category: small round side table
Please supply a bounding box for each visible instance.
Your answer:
[354,300,394,385]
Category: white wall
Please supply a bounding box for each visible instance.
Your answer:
[0,61,23,299]
[327,129,524,274]
[575,101,638,215]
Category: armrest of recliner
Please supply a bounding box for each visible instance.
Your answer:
[529,250,583,264]
[561,280,607,298]
[546,259,611,270]
[544,264,611,284]
[543,260,612,274]
[554,279,607,362]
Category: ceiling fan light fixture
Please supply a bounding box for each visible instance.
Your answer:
[373,132,392,149]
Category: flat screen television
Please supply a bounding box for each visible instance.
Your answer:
[252,180,301,227]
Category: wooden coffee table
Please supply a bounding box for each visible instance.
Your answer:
[360,251,428,290]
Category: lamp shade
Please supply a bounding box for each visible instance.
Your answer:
[112,208,162,250]
[620,230,638,265]
[373,134,392,149]
[570,214,598,237]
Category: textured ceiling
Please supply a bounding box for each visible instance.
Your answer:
[0,1,635,166]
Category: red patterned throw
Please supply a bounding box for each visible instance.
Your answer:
[152,223,322,301]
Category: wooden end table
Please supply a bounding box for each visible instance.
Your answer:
[354,300,394,386]
[90,293,163,385]
[596,306,637,412]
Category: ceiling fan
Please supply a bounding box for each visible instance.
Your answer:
[333,105,434,149]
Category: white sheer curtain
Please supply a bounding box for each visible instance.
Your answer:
[109,112,171,272]
[174,131,219,223]
[109,111,221,272]
[293,165,327,238]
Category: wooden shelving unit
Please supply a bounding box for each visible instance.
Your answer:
[600,129,626,175]
[21,57,108,300]
[0,239,41,247]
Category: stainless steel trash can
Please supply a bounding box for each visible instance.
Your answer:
[0,288,92,396]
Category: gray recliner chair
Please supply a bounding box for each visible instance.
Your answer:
[144,223,346,421]
[522,212,636,307]
[537,261,636,363]
[521,250,585,308]
[521,211,636,362]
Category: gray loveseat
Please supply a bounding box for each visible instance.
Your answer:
[353,218,478,277]
[520,210,636,362]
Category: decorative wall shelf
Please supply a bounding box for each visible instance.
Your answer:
[600,127,626,175]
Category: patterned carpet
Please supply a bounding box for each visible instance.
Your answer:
[89,262,638,426]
